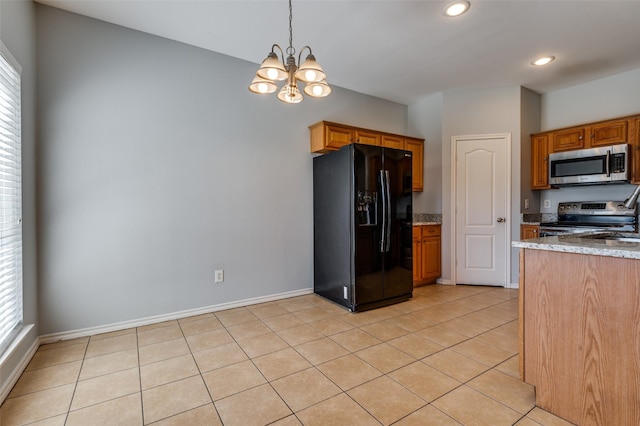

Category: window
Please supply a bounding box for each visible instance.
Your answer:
[0,43,23,355]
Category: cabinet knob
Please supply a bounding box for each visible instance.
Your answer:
[578,135,583,140]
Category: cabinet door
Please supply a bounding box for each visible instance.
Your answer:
[633,117,640,184]
[588,119,628,147]
[421,236,441,281]
[412,227,422,284]
[405,138,424,192]
[520,224,539,240]
[382,135,405,149]
[552,127,585,152]
[531,134,550,189]
[355,130,381,146]
[325,124,354,150]
[419,225,441,284]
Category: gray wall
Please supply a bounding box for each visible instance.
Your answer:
[439,86,523,286]
[538,68,640,213]
[0,0,39,395]
[36,5,409,335]
[408,93,443,215]
[520,88,541,214]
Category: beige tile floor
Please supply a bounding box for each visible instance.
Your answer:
[0,284,575,426]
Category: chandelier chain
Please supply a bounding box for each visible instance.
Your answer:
[287,0,295,56]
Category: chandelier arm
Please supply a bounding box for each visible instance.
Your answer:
[297,46,313,65]
[271,44,285,64]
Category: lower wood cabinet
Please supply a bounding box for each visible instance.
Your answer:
[413,224,441,286]
[520,224,540,240]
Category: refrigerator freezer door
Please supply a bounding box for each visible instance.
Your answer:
[313,146,354,309]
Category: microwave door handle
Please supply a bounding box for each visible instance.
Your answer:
[606,150,611,177]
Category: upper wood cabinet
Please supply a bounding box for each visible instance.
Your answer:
[405,138,424,192]
[381,134,404,149]
[633,117,640,184]
[551,127,585,152]
[530,113,640,189]
[355,129,381,146]
[588,119,628,147]
[309,122,353,152]
[309,121,425,192]
[531,134,550,190]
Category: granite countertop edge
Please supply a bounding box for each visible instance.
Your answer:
[513,233,640,260]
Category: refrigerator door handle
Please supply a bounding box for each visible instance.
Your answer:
[384,170,391,252]
[379,170,387,253]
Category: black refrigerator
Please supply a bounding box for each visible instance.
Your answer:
[313,144,413,312]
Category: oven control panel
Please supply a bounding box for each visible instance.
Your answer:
[558,201,636,216]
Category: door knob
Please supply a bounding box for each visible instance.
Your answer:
[496,217,506,223]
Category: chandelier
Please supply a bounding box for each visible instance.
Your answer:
[248,0,331,104]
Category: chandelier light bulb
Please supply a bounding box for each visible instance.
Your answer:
[304,70,317,82]
[267,68,280,80]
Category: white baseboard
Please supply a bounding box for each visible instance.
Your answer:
[40,287,314,345]
[0,325,39,403]
[436,278,454,285]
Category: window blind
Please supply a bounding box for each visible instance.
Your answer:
[0,44,23,355]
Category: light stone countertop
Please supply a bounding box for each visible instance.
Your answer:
[513,232,640,259]
[413,222,441,226]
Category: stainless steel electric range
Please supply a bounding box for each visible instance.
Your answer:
[539,200,638,237]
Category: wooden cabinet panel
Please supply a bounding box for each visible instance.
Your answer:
[309,121,353,153]
[355,129,381,146]
[309,121,425,192]
[405,138,424,192]
[413,225,441,286]
[588,119,628,147]
[381,134,405,149]
[633,118,640,184]
[412,227,421,283]
[324,124,353,150]
[520,224,539,240]
[552,127,585,152]
[529,114,640,189]
[531,134,550,190]
[521,249,640,425]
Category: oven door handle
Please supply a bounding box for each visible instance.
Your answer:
[606,149,611,177]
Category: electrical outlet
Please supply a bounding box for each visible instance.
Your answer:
[544,199,551,208]
[524,198,529,209]
[214,269,224,283]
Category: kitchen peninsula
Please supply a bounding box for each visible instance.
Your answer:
[513,234,640,425]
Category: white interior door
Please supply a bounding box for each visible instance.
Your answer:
[453,134,510,286]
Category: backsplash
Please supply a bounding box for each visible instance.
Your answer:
[522,213,557,224]
[413,213,442,224]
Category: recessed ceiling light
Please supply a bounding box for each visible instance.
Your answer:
[531,56,555,66]
[443,1,470,17]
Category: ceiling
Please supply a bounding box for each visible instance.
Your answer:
[35,0,640,105]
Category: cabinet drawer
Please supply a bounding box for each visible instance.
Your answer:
[421,225,441,237]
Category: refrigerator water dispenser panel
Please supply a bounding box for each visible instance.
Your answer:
[357,191,378,226]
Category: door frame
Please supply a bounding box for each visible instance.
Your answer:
[450,133,512,287]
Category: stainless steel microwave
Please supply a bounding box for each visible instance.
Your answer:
[549,144,630,186]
